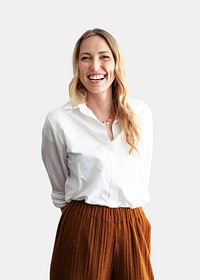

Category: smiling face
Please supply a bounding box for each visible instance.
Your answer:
[78,35,116,96]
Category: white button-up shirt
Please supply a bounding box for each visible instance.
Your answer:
[41,98,153,208]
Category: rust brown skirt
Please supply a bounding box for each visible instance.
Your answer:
[50,200,154,280]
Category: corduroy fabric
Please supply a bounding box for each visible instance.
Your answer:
[50,201,154,280]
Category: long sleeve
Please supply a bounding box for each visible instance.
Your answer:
[41,114,68,208]
[141,103,154,190]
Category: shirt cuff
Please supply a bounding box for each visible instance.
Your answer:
[51,191,66,208]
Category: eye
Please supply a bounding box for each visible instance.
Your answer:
[80,56,90,61]
[101,55,110,60]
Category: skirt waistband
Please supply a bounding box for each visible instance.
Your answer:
[62,200,147,224]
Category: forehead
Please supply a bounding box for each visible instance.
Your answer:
[79,35,112,54]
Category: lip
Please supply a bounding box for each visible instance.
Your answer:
[87,74,106,82]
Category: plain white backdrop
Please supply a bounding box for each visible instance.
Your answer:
[1,0,200,279]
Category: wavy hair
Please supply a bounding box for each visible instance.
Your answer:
[69,28,141,154]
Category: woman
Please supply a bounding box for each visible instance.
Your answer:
[41,28,154,279]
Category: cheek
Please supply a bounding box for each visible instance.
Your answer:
[78,66,85,81]
[78,63,88,73]
[107,62,115,74]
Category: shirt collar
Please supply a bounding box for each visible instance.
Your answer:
[63,102,80,110]
[64,102,96,118]
[64,102,118,123]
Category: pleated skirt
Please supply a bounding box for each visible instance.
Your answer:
[50,200,154,280]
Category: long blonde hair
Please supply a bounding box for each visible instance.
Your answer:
[69,28,140,154]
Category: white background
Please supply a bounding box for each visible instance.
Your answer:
[1,0,200,279]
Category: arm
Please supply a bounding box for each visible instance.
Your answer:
[142,105,154,189]
[41,114,68,208]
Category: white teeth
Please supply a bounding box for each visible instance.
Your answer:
[88,74,105,80]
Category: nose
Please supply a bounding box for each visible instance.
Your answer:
[89,58,101,71]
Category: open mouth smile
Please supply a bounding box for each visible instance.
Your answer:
[88,74,106,81]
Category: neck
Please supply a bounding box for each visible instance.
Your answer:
[86,91,113,114]
[86,91,114,124]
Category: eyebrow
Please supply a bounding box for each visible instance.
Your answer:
[79,51,111,56]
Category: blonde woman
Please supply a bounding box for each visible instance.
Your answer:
[41,28,154,279]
